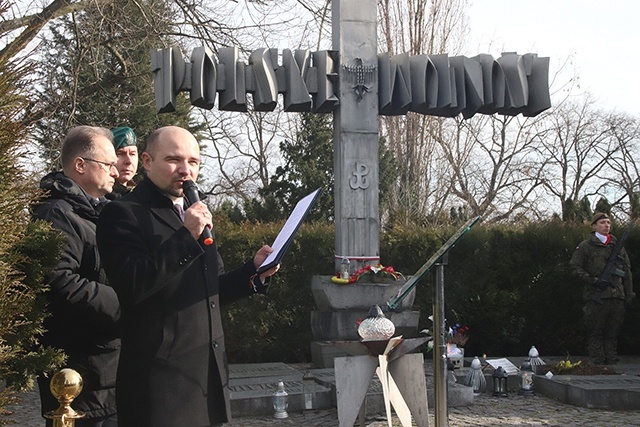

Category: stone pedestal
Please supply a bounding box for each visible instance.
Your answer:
[311,275,420,368]
[335,347,429,427]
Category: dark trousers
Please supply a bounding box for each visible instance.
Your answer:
[583,298,625,363]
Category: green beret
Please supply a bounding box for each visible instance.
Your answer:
[111,127,137,150]
[591,212,609,225]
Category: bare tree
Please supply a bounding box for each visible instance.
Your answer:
[0,0,89,62]
[29,0,196,169]
[536,95,624,221]
[198,109,287,206]
[377,0,471,226]
[437,113,549,222]
[598,112,640,219]
[11,0,636,225]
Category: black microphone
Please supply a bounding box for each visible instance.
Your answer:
[182,180,214,246]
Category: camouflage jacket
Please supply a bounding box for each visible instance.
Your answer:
[569,233,635,303]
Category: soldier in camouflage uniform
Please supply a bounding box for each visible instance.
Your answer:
[569,213,635,365]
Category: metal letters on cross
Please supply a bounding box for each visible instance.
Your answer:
[152,47,550,119]
[152,0,550,272]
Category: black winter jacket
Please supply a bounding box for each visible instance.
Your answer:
[32,171,120,420]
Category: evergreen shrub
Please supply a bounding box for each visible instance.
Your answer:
[217,218,639,363]
[0,54,66,418]
[217,217,334,363]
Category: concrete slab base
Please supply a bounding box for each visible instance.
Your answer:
[311,340,426,369]
[228,357,640,419]
[229,360,474,419]
[229,363,332,417]
[534,373,640,410]
[453,357,640,411]
[333,354,430,427]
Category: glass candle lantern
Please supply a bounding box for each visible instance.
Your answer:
[462,356,487,395]
[492,366,508,397]
[272,380,289,419]
[302,370,315,410]
[519,358,535,396]
[446,358,457,386]
[340,257,350,279]
[528,345,545,372]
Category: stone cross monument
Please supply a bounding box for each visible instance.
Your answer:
[332,1,380,268]
[152,1,550,424]
[151,0,549,272]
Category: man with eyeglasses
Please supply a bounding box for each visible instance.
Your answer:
[31,126,121,427]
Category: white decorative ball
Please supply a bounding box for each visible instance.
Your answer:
[358,304,395,341]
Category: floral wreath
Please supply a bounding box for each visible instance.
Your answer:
[331,263,404,284]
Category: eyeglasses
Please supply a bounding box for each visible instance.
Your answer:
[82,157,118,172]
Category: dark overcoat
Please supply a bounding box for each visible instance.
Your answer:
[97,177,264,427]
[32,171,120,420]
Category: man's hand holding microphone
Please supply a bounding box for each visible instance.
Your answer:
[182,180,279,280]
[182,180,214,246]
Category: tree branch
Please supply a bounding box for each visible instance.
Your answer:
[0,0,96,62]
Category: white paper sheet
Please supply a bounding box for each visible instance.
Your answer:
[258,188,321,272]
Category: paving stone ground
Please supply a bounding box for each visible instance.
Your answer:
[225,382,640,427]
[4,356,640,427]
[227,394,640,427]
[5,385,640,427]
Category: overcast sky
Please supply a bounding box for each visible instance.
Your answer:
[465,0,640,117]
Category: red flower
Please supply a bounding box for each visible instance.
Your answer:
[349,264,404,283]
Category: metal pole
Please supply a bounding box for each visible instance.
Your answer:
[433,253,449,427]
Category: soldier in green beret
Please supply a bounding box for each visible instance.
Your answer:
[570,212,635,365]
[111,127,138,194]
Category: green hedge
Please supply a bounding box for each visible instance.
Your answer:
[217,219,334,363]
[216,218,640,363]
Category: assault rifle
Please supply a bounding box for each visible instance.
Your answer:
[592,221,635,303]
